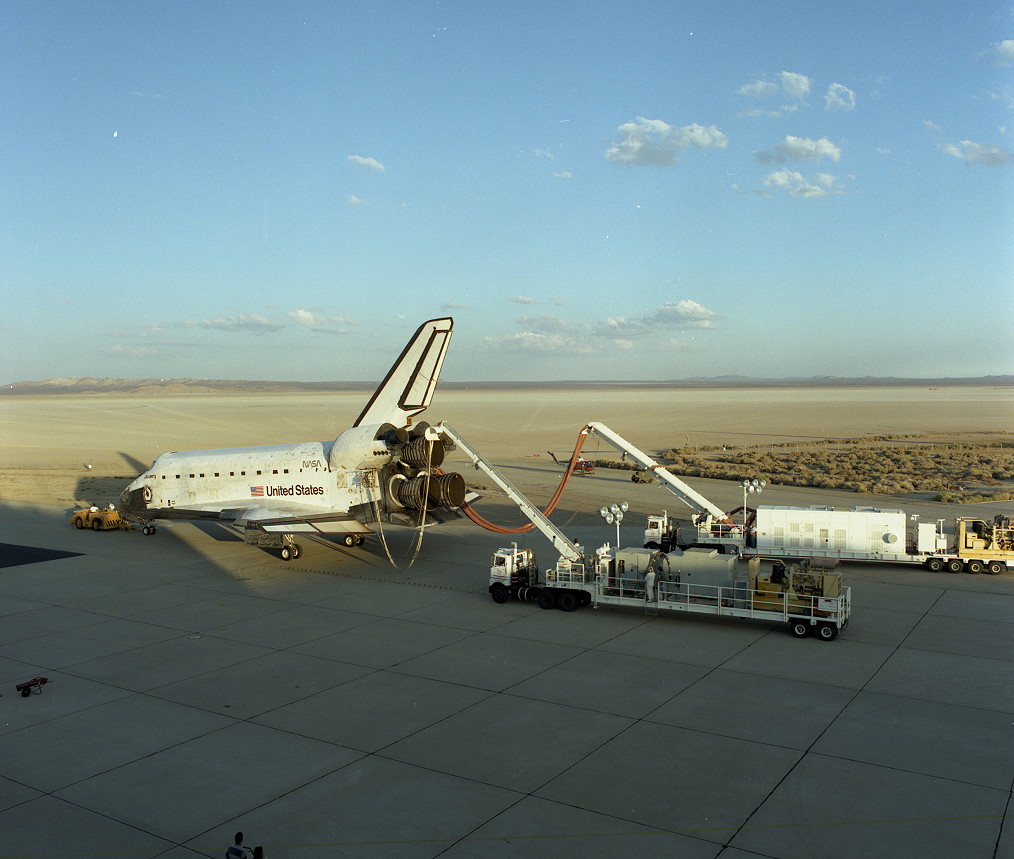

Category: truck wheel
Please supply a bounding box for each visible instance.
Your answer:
[537,590,556,610]
[789,620,809,638]
[490,583,511,604]
[816,622,838,641]
[73,517,84,529]
[557,591,578,612]
[987,561,1005,575]
[91,519,102,531]
[946,559,964,574]
[966,560,984,574]
[925,557,945,572]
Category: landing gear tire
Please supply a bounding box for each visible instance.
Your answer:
[789,620,810,639]
[557,591,578,612]
[355,535,365,546]
[490,583,511,604]
[816,622,838,641]
[987,561,1005,575]
[142,525,157,535]
[946,559,964,574]
[537,590,556,610]
[343,535,357,547]
[925,557,945,572]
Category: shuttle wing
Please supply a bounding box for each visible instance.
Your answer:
[354,317,453,429]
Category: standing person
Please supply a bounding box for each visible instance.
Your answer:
[645,567,657,602]
[252,848,265,859]
[226,832,253,858]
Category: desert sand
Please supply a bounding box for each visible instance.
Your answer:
[1,384,1011,513]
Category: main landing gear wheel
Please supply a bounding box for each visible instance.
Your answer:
[280,544,302,561]
[142,525,157,535]
[342,534,363,547]
[490,583,511,604]
[789,620,810,638]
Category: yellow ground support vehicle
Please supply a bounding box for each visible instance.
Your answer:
[70,505,132,531]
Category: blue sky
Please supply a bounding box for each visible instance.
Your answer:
[3,1,1012,383]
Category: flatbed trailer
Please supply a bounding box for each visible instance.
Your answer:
[491,545,850,640]
[591,570,851,641]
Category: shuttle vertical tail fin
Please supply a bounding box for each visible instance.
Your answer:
[354,317,454,429]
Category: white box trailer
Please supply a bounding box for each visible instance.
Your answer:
[692,506,1012,574]
[754,506,910,558]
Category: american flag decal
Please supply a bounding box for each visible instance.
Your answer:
[250,486,264,497]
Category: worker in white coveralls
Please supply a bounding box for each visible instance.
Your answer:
[645,567,657,601]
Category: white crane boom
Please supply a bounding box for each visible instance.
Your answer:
[581,422,732,525]
[436,422,585,562]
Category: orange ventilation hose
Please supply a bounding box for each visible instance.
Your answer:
[451,430,590,534]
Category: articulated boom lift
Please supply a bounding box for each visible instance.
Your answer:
[580,422,736,542]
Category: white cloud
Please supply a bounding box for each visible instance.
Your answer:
[980,39,1014,65]
[825,83,856,110]
[441,301,472,310]
[288,309,355,328]
[736,72,812,117]
[519,300,722,343]
[939,140,1009,166]
[534,148,555,159]
[648,300,721,329]
[483,332,596,354]
[482,298,721,356]
[347,155,385,173]
[738,80,780,99]
[347,195,368,206]
[763,170,845,198]
[184,314,284,333]
[606,117,728,166]
[778,71,811,99]
[777,136,841,163]
[923,120,942,133]
[553,171,573,179]
[508,296,539,305]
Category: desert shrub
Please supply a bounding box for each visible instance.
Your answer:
[654,438,1014,499]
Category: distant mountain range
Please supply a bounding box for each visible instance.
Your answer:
[2,375,1012,395]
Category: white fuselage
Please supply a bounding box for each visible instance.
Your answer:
[122,430,396,532]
